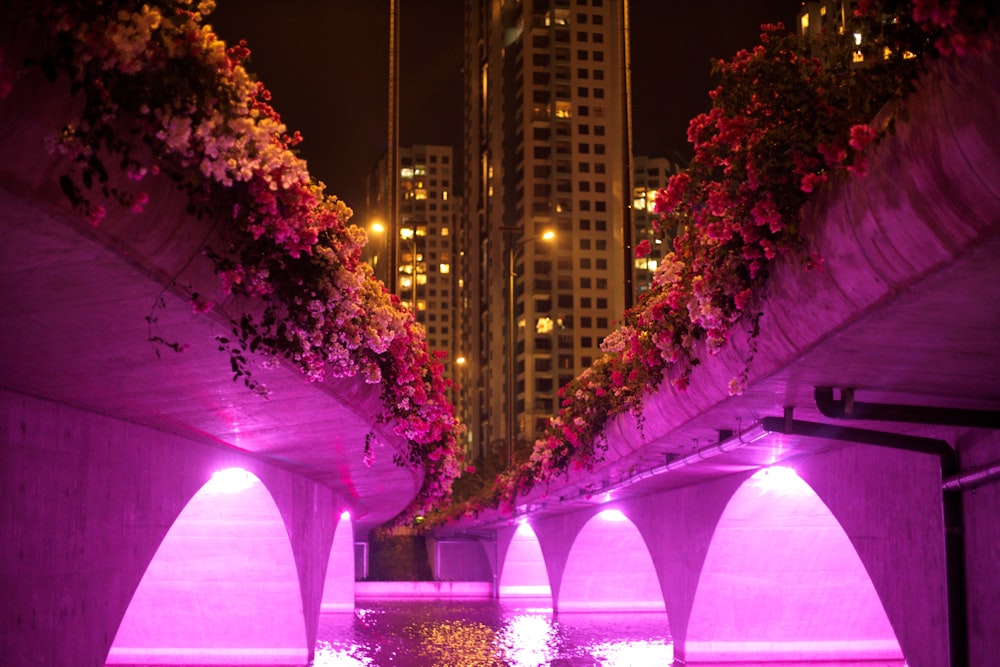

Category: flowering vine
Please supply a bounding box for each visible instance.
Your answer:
[436,0,995,522]
[1,0,465,516]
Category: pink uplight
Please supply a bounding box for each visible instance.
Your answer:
[598,508,627,522]
[752,465,804,495]
[203,467,256,494]
[340,510,351,521]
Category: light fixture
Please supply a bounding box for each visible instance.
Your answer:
[598,508,627,522]
[204,467,256,494]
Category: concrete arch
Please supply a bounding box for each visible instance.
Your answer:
[107,468,309,665]
[498,521,553,600]
[557,508,666,613]
[321,511,356,612]
[794,444,949,666]
[684,466,904,664]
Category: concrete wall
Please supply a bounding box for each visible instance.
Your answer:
[0,388,342,666]
[427,537,493,582]
[106,470,308,664]
[959,429,1000,666]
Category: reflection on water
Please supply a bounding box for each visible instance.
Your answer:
[314,599,673,666]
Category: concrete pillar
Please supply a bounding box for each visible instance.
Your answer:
[798,443,949,666]
[0,388,337,665]
[321,514,356,613]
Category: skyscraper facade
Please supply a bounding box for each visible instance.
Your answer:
[367,144,463,368]
[461,0,630,463]
[631,155,679,295]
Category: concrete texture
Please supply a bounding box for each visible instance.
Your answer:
[0,389,341,666]
[107,471,308,664]
[321,514,356,613]
[0,29,424,535]
[449,443,940,664]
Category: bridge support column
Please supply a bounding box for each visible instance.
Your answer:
[0,388,339,665]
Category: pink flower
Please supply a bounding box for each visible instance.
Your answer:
[190,299,213,314]
[800,172,828,193]
[848,124,877,151]
[129,191,149,213]
[655,173,691,214]
[635,239,652,258]
[817,142,847,167]
[85,204,106,227]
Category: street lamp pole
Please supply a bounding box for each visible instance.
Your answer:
[500,226,555,470]
[506,230,516,470]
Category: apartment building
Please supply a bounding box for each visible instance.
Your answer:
[461,0,630,462]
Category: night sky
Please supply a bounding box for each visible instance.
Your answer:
[210,0,797,222]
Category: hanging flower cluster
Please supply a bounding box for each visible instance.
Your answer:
[2,0,465,515]
[436,0,995,522]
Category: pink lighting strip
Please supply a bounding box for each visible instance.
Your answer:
[515,421,775,519]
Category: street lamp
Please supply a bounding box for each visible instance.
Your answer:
[366,220,387,284]
[501,226,555,469]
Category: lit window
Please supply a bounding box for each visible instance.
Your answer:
[400,167,413,179]
[439,263,451,274]
[800,14,809,34]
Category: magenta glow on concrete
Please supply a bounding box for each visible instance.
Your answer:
[558,510,666,613]
[684,467,904,664]
[106,468,308,665]
[321,511,356,613]
[499,522,553,599]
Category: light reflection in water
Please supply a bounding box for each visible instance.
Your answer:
[314,599,673,666]
[590,638,675,665]
[497,612,557,665]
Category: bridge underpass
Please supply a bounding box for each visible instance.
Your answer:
[432,46,1000,667]
[0,14,997,667]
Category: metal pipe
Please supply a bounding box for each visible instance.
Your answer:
[815,387,1000,429]
[943,462,1000,492]
[759,417,954,459]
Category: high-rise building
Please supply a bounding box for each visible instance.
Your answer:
[367,144,464,379]
[630,155,679,295]
[461,0,631,464]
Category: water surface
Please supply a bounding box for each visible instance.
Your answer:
[314,598,674,666]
